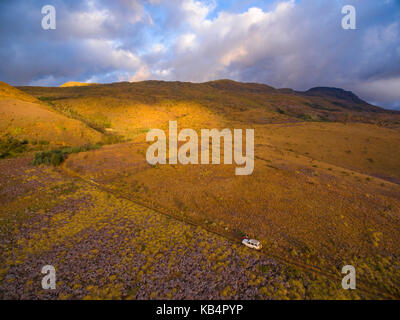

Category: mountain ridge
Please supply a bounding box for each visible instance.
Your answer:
[18,79,387,112]
[16,79,400,129]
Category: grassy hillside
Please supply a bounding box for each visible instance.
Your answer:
[18,80,400,180]
[258,122,400,182]
[0,81,39,103]
[64,126,400,297]
[0,157,366,300]
[0,80,398,299]
[0,82,103,156]
[20,80,400,134]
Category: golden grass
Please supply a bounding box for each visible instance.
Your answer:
[0,98,102,147]
[0,81,39,103]
[1,158,366,299]
[60,82,97,88]
[64,120,400,298]
[2,80,399,298]
[0,82,103,147]
[256,122,400,182]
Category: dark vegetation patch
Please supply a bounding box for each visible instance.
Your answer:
[296,113,313,121]
[32,132,126,167]
[0,137,29,159]
[305,102,341,112]
[295,113,332,122]
[32,144,102,166]
[276,108,286,114]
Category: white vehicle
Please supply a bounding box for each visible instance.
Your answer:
[242,238,262,250]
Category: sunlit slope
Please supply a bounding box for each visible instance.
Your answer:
[0,82,102,146]
[257,122,400,182]
[16,80,400,180]
[20,83,229,140]
[0,81,39,103]
[50,97,225,140]
[60,82,97,88]
[19,80,400,139]
[11,79,400,297]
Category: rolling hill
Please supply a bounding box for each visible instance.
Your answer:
[0,81,102,149]
[0,79,399,299]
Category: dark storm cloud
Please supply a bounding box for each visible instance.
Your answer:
[0,0,150,85]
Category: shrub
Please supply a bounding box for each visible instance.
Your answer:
[91,112,112,129]
[101,134,124,145]
[297,113,313,121]
[38,96,55,102]
[32,144,101,166]
[258,264,268,273]
[32,150,66,166]
[0,137,29,158]
[39,140,49,145]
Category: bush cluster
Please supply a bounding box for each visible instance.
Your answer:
[32,144,101,166]
[32,150,67,166]
[0,137,29,159]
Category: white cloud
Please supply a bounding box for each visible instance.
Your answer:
[58,0,151,39]
[84,39,141,70]
[355,77,400,106]
[177,33,197,52]
[152,43,166,54]
[130,65,151,81]
[63,9,111,38]
[181,0,216,28]
[220,46,248,67]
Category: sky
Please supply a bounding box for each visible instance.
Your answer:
[0,0,399,109]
